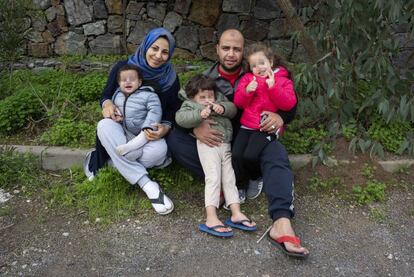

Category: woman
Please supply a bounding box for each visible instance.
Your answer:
[84,27,181,215]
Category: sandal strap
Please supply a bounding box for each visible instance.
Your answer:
[207,225,227,231]
[275,235,301,246]
[149,190,165,205]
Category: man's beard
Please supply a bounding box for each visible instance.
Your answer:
[220,61,241,73]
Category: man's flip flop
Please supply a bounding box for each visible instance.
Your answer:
[199,224,233,238]
[224,218,257,232]
[267,233,309,259]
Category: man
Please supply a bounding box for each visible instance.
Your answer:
[167,29,309,258]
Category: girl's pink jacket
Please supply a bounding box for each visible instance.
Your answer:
[234,66,297,130]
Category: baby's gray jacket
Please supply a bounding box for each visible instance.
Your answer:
[112,86,162,141]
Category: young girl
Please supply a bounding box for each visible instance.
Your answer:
[232,43,297,192]
[176,75,257,238]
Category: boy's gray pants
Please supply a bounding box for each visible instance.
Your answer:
[97,118,168,184]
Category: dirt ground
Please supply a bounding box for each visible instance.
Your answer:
[1,141,413,276]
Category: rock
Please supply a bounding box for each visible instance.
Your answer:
[42,30,55,43]
[253,0,282,20]
[174,0,191,15]
[147,2,167,22]
[89,34,122,54]
[83,21,106,36]
[199,27,216,44]
[127,21,158,45]
[188,0,221,27]
[223,0,251,13]
[26,31,44,43]
[175,25,199,53]
[200,43,217,61]
[93,0,108,19]
[241,17,268,41]
[31,14,47,32]
[64,0,93,26]
[216,14,240,36]
[33,0,51,10]
[163,12,182,33]
[105,0,122,15]
[126,1,145,20]
[268,18,293,39]
[28,43,49,57]
[108,15,123,33]
[55,32,87,55]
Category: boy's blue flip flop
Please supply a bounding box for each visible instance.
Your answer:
[224,218,257,232]
[199,224,233,238]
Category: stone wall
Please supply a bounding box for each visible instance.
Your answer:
[19,0,414,71]
[26,0,310,61]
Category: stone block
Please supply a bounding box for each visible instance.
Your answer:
[105,0,122,15]
[216,14,240,36]
[289,154,312,170]
[83,21,106,36]
[89,34,122,54]
[175,25,199,53]
[127,20,157,44]
[254,0,282,20]
[188,0,221,27]
[94,0,108,19]
[42,147,89,170]
[269,19,294,39]
[42,30,55,43]
[174,0,191,15]
[55,32,87,55]
[199,27,215,44]
[378,160,414,173]
[147,2,167,22]
[64,0,93,26]
[199,43,217,61]
[27,42,49,58]
[163,11,182,33]
[126,1,145,20]
[241,18,268,41]
[223,0,251,13]
[108,15,123,33]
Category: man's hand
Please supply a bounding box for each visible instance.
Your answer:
[200,106,211,119]
[259,111,284,133]
[246,76,258,93]
[193,119,224,147]
[143,123,170,141]
[102,100,123,122]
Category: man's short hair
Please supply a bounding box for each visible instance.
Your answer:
[117,64,143,83]
[185,74,217,99]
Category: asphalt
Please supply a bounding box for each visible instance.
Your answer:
[3,144,414,173]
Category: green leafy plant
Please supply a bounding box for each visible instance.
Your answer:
[352,181,386,205]
[308,176,343,191]
[361,163,376,180]
[40,118,96,148]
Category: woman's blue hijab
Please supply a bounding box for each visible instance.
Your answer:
[128,27,176,92]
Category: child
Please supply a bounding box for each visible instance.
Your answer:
[233,43,297,192]
[111,64,173,215]
[176,74,256,237]
[114,65,162,161]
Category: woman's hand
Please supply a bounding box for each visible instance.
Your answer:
[193,119,224,147]
[144,123,171,140]
[259,111,284,133]
[102,100,123,122]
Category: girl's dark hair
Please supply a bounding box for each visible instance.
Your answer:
[185,74,217,98]
[244,42,292,78]
[117,64,143,83]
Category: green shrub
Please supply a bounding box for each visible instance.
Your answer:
[0,88,43,134]
[282,125,328,154]
[40,118,96,148]
[0,146,40,190]
[352,181,386,204]
[368,119,413,154]
[308,176,343,191]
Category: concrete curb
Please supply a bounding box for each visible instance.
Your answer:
[2,145,413,173]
